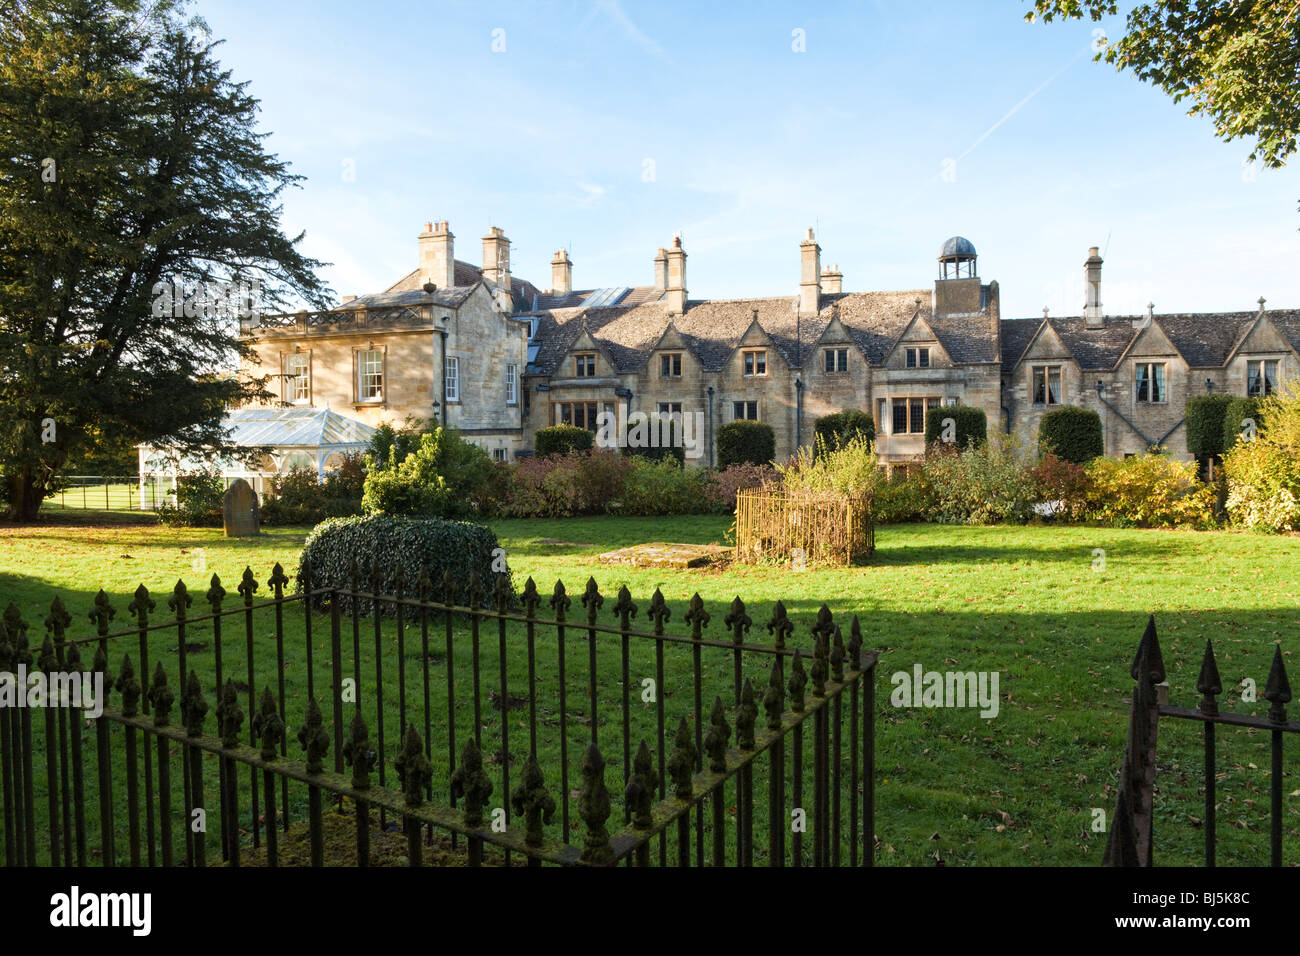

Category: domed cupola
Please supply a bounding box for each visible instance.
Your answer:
[938,236,977,279]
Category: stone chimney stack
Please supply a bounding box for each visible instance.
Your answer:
[551,249,573,296]
[665,235,687,313]
[800,228,821,315]
[418,221,455,290]
[653,247,669,291]
[1084,246,1104,328]
[821,264,842,295]
[481,226,511,293]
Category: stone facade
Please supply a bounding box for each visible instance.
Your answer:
[240,224,1300,468]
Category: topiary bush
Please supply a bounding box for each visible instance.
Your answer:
[1222,396,1265,452]
[1185,394,1231,459]
[297,514,510,616]
[923,403,986,451]
[1038,406,1104,463]
[814,410,874,454]
[717,420,775,468]
[535,424,594,458]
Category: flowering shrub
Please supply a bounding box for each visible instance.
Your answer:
[1224,382,1300,532]
[1084,453,1216,528]
[921,434,1036,524]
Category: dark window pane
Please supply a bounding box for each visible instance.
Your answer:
[892,400,907,434]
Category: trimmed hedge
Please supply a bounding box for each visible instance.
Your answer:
[1185,394,1231,458]
[814,410,875,453]
[1222,396,1265,452]
[297,514,510,616]
[535,424,594,458]
[923,403,986,450]
[1038,406,1103,463]
[717,420,775,468]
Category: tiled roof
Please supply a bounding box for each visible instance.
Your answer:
[1000,318,1042,367]
[1042,317,1139,370]
[1156,312,1256,367]
[523,288,982,374]
[335,286,476,311]
[383,262,541,304]
[1266,311,1300,356]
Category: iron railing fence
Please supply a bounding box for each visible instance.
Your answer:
[1104,615,1296,867]
[0,563,876,867]
[41,476,267,512]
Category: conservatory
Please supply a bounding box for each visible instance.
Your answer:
[136,406,377,507]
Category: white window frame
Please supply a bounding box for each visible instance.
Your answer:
[1032,365,1062,406]
[1247,359,1279,397]
[285,352,310,405]
[1135,362,1167,404]
[824,348,848,373]
[742,350,767,376]
[356,348,384,403]
[446,355,460,403]
[506,363,518,405]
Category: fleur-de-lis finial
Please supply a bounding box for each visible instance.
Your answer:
[251,687,284,760]
[724,596,751,645]
[237,567,258,604]
[206,574,226,614]
[127,585,154,627]
[167,580,189,618]
[395,724,432,807]
[297,697,330,774]
[646,588,670,635]
[268,562,290,595]
[180,670,208,737]
[1264,644,1292,725]
[90,589,116,634]
[766,600,793,650]
[149,662,174,727]
[736,678,757,750]
[613,585,637,625]
[342,712,377,790]
[494,572,513,613]
[667,717,696,799]
[847,615,863,672]
[38,635,58,675]
[704,696,731,772]
[521,577,541,618]
[810,634,828,698]
[788,650,807,712]
[764,658,785,729]
[511,755,556,846]
[449,737,493,826]
[549,579,570,619]
[578,743,614,865]
[685,593,710,639]
[465,569,483,609]
[115,655,142,718]
[216,679,244,748]
[624,741,655,830]
[441,569,459,607]
[582,577,603,624]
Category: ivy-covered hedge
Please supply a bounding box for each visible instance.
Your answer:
[1222,396,1265,452]
[297,514,510,616]
[923,403,986,450]
[717,420,775,468]
[1185,394,1231,458]
[814,409,875,453]
[1038,406,1104,463]
[535,425,594,458]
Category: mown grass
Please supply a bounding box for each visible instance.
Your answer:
[1,509,1297,866]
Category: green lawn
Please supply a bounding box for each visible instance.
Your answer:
[1,510,1296,866]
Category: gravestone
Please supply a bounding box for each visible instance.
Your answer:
[223,478,260,537]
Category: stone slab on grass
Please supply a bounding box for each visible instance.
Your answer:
[596,542,729,569]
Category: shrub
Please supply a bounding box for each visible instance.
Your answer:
[504,449,633,517]
[366,417,431,469]
[704,462,778,513]
[1185,394,1231,459]
[923,403,986,451]
[1028,452,1089,521]
[776,435,880,497]
[813,410,875,454]
[921,433,1036,524]
[535,425,594,458]
[1224,381,1300,532]
[361,427,493,519]
[157,470,225,527]
[1084,454,1216,528]
[1222,396,1266,452]
[619,456,710,516]
[297,514,509,616]
[1038,406,1104,463]
[261,454,366,526]
[871,472,929,524]
[717,420,775,468]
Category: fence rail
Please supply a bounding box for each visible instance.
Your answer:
[0,564,877,867]
[734,488,874,567]
[42,476,269,513]
[1104,615,1296,867]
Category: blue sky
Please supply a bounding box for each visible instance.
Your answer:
[200,0,1299,319]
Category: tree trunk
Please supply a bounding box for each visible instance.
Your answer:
[7,469,45,523]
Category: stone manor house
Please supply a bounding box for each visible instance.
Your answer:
[238,222,1300,470]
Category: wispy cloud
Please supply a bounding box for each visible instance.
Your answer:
[593,0,672,64]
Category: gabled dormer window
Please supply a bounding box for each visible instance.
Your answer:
[905,347,930,369]
[660,353,682,377]
[742,350,767,376]
[575,353,596,377]
[824,348,848,372]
